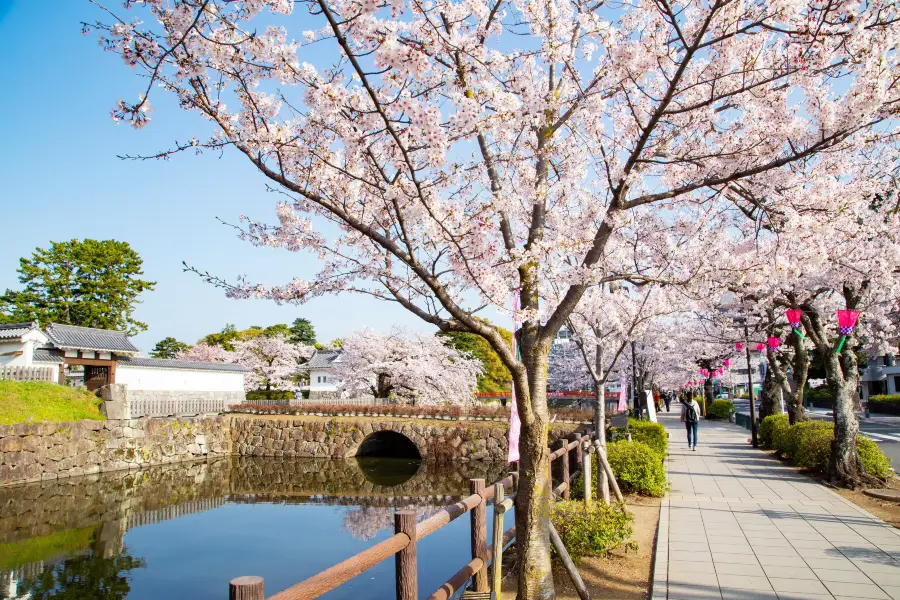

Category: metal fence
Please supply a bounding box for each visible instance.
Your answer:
[0,366,54,382]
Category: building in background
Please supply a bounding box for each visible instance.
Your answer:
[861,354,900,398]
[303,349,343,400]
[0,322,247,415]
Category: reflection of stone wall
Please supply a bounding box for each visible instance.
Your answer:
[0,459,230,545]
[231,416,579,462]
[227,457,508,499]
[0,417,229,486]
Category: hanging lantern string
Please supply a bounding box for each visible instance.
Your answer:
[786,308,806,340]
[835,310,860,355]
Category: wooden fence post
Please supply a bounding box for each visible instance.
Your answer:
[572,432,584,475]
[583,443,593,507]
[395,510,418,600]
[470,478,488,592]
[491,482,505,594]
[229,576,264,600]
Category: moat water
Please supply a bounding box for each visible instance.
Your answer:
[0,457,512,599]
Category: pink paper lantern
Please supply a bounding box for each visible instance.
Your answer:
[786,308,803,329]
[756,343,766,352]
[837,309,860,335]
[736,342,744,351]
[768,336,781,350]
[723,359,731,368]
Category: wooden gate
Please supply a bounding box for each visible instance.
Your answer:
[84,365,109,391]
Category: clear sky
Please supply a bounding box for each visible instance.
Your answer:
[0,0,426,353]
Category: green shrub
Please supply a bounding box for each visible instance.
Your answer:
[246,389,295,401]
[793,424,833,471]
[627,419,668,455]
[789,421,892,478]
[776,420,831,460]
[706,400,735,420]
[858,436,892,478]
[606,440,668,497]
[870,394,900,403]
[759,414,789,450]
[550,500,636,564]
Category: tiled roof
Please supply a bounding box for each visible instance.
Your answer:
[115,355,250,373]
[45,323,139,353]
[305,350,342,369]
[0,321,40,340]
[32,347,63,363]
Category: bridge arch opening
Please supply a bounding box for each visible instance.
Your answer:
[356,430,421,460]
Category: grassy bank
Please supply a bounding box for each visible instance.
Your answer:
[0,380,104,425]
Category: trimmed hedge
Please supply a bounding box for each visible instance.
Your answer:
[767,417,891,478]
[606,440,668,497]
[572,440,668,498]
[550,500,636,564]
[868,395,900,416]
[759,414,789,450]
[775,420,831,459]
[706,400,735,420]
[627,419,668,455]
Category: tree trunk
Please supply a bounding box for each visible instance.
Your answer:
[758,369,779,421]
[825,348,878,487]
[514,345,555,599]
[703,379,713,415]
[803,297,880,488]
[787,331,809,425]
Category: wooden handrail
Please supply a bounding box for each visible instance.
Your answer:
[267,533,411,600]
[233,434,590,600]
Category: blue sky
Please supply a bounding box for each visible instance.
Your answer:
[0,0,424,353]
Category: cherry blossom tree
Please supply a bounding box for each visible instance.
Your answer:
[719,150,900,486]
[333,327,482,404]
[87,0,900,592]
[233,334,314,392]
[176,341,235,363]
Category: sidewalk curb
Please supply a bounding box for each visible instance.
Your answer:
[649,449,671,600]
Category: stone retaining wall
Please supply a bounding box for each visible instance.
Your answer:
[0,416,229,486]
[231,416,579,462]
[0,414,582,486]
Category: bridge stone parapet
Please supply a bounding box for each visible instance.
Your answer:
[231,415,581,462]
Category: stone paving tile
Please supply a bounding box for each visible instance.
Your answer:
[653,414,900,600]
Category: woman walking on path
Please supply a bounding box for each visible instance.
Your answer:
[680,395,701,451]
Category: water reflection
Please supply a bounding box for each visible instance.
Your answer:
[0,457,509,599]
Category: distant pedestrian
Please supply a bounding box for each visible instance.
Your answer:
[664,392,671,412]
[680,396,701,451]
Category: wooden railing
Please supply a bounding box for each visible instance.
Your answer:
[228,432,594,600]
[0,366,54,382]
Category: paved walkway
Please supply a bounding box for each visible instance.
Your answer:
[653,411,900,600]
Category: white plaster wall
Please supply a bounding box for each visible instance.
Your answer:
[308,369,339,392]
[0,340,34,367]
[116,366,245,392]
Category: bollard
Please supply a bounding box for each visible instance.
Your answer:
[229,576,264,600]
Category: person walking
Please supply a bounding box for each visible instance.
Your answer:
[664,392,671,412]
[680,395,701,450]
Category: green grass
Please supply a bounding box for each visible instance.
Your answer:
[0,380,105,425]
[0,526,97,570]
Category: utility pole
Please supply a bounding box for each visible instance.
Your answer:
[744,322,758,447]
